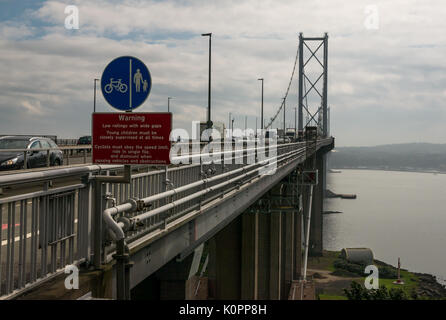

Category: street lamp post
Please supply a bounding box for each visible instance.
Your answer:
[94,78,99,113]
[202,33,212,130]
[168,97,173,113]
[258,78,264,130]
[282,97,286,138]
[294,107,297,139]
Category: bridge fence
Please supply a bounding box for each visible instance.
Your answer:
[0,139,332,299]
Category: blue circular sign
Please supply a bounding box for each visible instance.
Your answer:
[101,56,152,111]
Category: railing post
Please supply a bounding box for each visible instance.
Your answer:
[23,151,27,169]
[93,179,104,268]
[113,239,127,300]
[46,150,50,167]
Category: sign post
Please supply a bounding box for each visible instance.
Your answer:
[93,56,167,300]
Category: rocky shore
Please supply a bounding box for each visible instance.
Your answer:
[414,273,446,298]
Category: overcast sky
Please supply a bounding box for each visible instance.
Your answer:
[0,0,445,146]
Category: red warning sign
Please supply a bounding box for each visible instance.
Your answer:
[92,112,171,165]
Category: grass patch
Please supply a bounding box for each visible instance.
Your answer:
[318,294,348,300]
[307,250,341,271]
[360,270,419,297]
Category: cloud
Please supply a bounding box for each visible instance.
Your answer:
[0,0,445,146]
[21,100,44,115]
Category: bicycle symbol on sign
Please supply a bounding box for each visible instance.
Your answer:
[104,78,128,94]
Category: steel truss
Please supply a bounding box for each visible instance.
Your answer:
[298,33,328,137]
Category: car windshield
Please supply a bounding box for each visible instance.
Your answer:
[47,140,58,148]
[0,139,29,149]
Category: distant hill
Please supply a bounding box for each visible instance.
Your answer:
[330,143,446,172]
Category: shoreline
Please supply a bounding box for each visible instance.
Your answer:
[309,251,446,300]
[331,167,446,175]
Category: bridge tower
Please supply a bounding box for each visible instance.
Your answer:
[298,33,328,136]
[297,33,329,258]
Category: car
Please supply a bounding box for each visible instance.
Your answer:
[0,136,63,170]
[77,135,92,145]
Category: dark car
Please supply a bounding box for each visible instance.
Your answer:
[0,136,63,170]
[77,136,91,145]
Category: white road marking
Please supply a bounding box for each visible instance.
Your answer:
[1,219,78,247]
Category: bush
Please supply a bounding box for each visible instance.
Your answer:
[344,281,408,300]
[333,259,397,279]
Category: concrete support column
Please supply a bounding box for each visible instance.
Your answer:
[207,216,242,299]
[309,155,324,256]
[256,207,271,299]
[269,210,282,300]
[294,193,303,280]
[241,210,258,299]
[281,184,295,299]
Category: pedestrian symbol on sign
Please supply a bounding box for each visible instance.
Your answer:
[133,68,143,92]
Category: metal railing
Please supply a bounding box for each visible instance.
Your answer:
[0,146,92,171]
[0,182,90,298]
[0,139,332,299]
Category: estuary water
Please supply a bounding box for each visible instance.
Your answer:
[323,169,446,284]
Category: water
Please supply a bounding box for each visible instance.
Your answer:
[324,169,446,285]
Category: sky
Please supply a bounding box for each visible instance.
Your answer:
[0,0,445,147]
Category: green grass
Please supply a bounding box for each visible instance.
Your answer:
[360,270,419,296]
[318,294,348,300]
[308,250,341,272]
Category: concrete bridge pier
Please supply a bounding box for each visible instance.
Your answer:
[299,147,329,259]
[309,152,325,257]
[207,215,242,299]
[207,180,303,301]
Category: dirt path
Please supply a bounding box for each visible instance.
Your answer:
[307,268,361,297]
[308,268,358,283]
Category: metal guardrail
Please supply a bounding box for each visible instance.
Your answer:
[0,146,92,170]
[0,138,333,299]
[0,141,253,171]
[0,182,90,298]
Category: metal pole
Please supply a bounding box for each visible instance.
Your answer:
[294,107,297,139]
[256,117,258,137]
[202,33,212,129]
[302,185,314,282]
[208,35,211,127]
[323,33,328,137]
[258,78,264,130]
[298,33,304,131]
[228,112,231,139]
[115,239,126,300]
[93,180,103,268]
[94,79,99,113]
[283,97,286,138]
